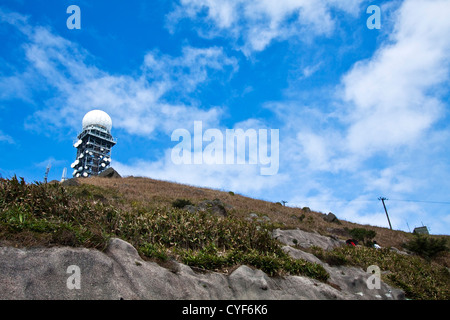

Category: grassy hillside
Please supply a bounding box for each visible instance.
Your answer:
[0,175,449,299]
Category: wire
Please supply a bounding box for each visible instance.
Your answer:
[293,198,450,205]
[295,199,375,203]
[388,199,450,205]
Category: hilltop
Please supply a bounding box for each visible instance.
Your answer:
[0,175,448,300]
[76,175,447,250]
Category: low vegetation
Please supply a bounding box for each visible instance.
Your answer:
[403,234,449,260]
[171,198,193,209]
[348,227,377,246]
[0,176,328,281]
[311,245,450,300]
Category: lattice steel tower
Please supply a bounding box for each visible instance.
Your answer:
[71,110,116,178]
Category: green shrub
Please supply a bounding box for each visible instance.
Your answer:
[171,199,193,209]
[349,228,377,246]
[310,246,349,266]
[178,247,329,280]
[139,243,169,262]
[403,235,448,260]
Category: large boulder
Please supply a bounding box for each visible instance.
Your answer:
[98,167,121,179]
[323,212,339,223]
[61,178,80,187]
[185,199,228,217]
[272,228,345,251]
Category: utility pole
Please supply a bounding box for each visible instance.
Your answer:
[378,197,392,230]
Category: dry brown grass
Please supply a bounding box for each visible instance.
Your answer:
[78,176,444,252]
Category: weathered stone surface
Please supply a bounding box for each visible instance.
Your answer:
[98,167,121,179]
[61,178,79,187]
[183,204,198,214]
[186,199,228,217]
[323,212,338,223]
[0,237,405,300]
[272,228,345,250]
[389,247,409,255]
[0,238,345,300]
[282,246,323,265]
[246,213,271,224]
[282,246,405,300]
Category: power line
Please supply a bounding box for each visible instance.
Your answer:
[388,199,450,205]
[294,199,376,203]
[294,198,450,205]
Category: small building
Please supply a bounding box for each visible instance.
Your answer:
[413,226,429,235]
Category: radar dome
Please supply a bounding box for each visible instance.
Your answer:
[82,110,112,132]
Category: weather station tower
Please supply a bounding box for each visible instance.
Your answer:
[71,110,116,178]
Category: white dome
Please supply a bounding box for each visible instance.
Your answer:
[82,110,112,132]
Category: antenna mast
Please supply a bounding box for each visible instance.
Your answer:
[44,161,52,184]
[61,168,67,182]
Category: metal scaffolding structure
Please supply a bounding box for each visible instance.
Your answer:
[71,110,116,178]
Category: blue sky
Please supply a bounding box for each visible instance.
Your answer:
[0,0,449,235]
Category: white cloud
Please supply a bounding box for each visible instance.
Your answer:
[0,10,284,195]
[0,12,237,137]
[362,166,417,194]
[264,0,450,234]
[279,0,450,171]
[301,62,323,79]
[34,157,66,169]
[168,0,365,54]
[0,130,14,144]
[296,131,331,171]
[341,0,450,155]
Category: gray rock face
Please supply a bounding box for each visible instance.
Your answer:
[198,199,227,217]
[272,228,345,250]
[61,178,79,187]
[0,236,405,300]
[323,212,338,223]
[282,246,404,300]
[183,199,228,217]
[0,238,345,300]
[98,167,121,178]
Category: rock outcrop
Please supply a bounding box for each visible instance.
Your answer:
[0,234,404,300]
[323,212,339,223]
[98,167,121,178]
[272,228,344,250]
[184,199,228,217]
